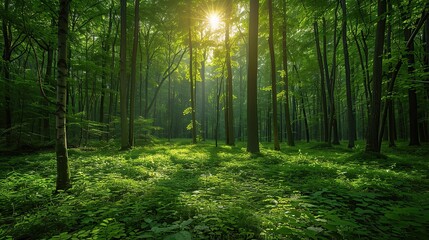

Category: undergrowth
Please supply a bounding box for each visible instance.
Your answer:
[0,140,428,239]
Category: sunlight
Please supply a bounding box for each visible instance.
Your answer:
[207,12,221,30]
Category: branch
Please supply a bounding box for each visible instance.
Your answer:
[29,39,56,106]
[146,48,187,113]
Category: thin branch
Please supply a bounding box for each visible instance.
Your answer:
[29,39,56,106]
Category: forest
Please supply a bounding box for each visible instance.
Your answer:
[1,0,429,239]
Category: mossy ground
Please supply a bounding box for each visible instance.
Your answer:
[1,140,428,239]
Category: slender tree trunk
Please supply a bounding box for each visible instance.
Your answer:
[56,0,71,191]
[99,6,113,141]
[293,65,310,143]
[215,73,224,147]
[268,0,280,150]
[313,21,329,142]
[120,0,129,150]
[341,0,356,148]
[326,4,341,145]
[42,44,54,142]
[322,18,333,143]
[188,12,197,144]
[201,51,207,141]
[225,0,235,146]
[2,0,13,147]
[366,0,387,153]
[247,0,259,153]
[404,27,420,146]
[129,0,140,147]
[422,19,429,142]
[282,0,294,146]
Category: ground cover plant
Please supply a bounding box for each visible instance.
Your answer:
[1,140,428,239]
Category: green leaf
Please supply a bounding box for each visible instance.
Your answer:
[163,230,192,240]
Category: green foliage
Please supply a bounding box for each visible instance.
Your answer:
[1,141,428,239]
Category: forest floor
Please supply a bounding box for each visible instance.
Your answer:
[0,140,428,240]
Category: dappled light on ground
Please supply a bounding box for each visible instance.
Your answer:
[1,141,428,239]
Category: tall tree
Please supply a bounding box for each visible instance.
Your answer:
[188,3,197,144]
[313,21,329,142]
[366,0,387,153]
[56,0,71,191]
[120,0,129,150]
[340,0,356,148]
[99,4,114,141]
[2,0,13,146]
[225,0,235,146]
[282,0,294,147]
[403,7,420,146]
[247,0,260,153]
[268,0,280,150]
[129,0,140,147]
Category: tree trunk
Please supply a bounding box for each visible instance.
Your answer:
[42,44,54,143]
[293,65,310,143]
[282,0,294,147]
[325,4,340,145]
[99,6,113,141]
[247,0,260,153]
[2,0,13,147]
[268,0,280,150]
[120,0,129,150]
[56,0,71,191]
[366,0,387,153]
[341,0,356,148]
[129,0,140,147]
[225,0,235,146]
[200,48,207,141]
[188,11,197,144]
[313,21,329,143]
[422,19,429,142]
[404,27,420,146]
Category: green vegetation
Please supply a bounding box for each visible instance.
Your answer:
[1,141,428,239]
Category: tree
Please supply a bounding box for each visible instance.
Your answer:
[268,0,280,150]
[247,0,259,153]
[313,21,329,143]
[403,7,420,146]
[340,0,356,148]
[56,0,71,191]
[129,0,140,148]
[120,0,129,150]
[282,0,294,147]
[225,0,235,146]
[366,0,387,153]
[188,2,197,144]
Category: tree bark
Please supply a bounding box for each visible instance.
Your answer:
[225,0,235,146]
[56,0,71,191]
[282,0,294,147]
[341,0,356,148]
[120,0,129,150]
[268,0,280,150]
[99,5,113,141]
[247,0,260,153]
[2,0,13,147]
[129,0,140,147]
[366,0,387,153]
[201,55,206,141]
[188,9,197,144]
[313,21,329,143]
[404,27,420,146]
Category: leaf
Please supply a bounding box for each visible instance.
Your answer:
[179,219,193,228]
[163,230,192,240]
[278,70,287,78]
[183,107,192,116]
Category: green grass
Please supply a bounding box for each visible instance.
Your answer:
[1,140,428,239]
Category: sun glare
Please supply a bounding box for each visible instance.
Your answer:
[208,13,221,30]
